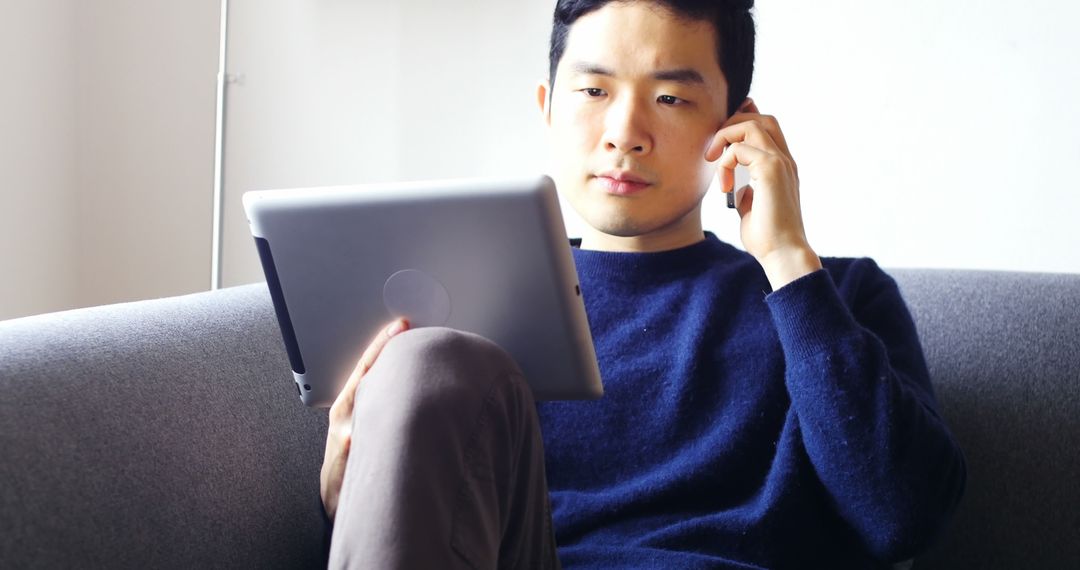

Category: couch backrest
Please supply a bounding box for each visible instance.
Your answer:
[0,284,328,569]
[2,270,1079,569]
[890,269,1080,569]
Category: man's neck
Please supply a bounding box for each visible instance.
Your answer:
[578,219,707,253]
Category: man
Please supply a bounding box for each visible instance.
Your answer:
[320,1,966,568]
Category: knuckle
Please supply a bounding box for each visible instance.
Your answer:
[330,426,351,447]
[329,400,351,424]
[780,153,796,170]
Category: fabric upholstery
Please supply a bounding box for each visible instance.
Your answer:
[889,269,1080,569]
[1,269,1078,568]
[0,284,328,569]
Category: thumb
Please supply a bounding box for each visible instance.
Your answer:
[734,184,754,218]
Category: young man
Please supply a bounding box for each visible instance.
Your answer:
[320,1,966,568]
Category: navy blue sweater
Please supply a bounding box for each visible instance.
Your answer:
[536,233,966,569]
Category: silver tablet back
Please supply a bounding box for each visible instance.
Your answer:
[243,175,603,407]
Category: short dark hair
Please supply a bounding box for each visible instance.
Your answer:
[548,0,756,118]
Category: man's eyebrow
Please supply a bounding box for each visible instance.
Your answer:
[653,68,706,85]
[568,61,614,76]
[568,61,706,85]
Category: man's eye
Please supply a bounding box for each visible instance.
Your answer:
[658,95,683,105]
[582,88,605,97]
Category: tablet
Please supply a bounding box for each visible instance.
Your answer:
[242,175,604,407]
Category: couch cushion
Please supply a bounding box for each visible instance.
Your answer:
[0,284,329,569]
[890,269,1080,569]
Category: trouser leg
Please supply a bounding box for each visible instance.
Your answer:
[327,327,560,570]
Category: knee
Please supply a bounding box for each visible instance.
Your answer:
[391,327,516,374]
[357,327,529,419]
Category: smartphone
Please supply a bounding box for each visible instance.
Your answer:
[726,164,751,209]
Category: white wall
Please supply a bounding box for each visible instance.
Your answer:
[220,0,404,286]
[71,0,219,307]
[0,0,219,320]
[729,0,1080,273]
[0,0,77,320]
[221,0,1080,285]
[220,0,554,286]
[4,0,1078,319]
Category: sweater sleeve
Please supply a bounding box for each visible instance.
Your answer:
[764,260,966,562]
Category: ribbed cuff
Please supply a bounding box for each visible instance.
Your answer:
[764,269,861,363]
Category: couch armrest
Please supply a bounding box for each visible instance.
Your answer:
[0,284,329,569]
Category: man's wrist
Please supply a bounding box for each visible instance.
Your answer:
[760,246,823,291]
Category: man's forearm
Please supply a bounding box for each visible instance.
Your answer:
[765,262,966,561]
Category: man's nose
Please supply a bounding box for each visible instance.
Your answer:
[601,96,651,155]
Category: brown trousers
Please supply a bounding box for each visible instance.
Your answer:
[328,327,562,569]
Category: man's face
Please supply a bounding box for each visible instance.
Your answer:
[539,1,731,250]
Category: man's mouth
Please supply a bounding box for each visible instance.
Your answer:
[593,170,652,196]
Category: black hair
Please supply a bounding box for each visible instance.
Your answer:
[548,0,755,117]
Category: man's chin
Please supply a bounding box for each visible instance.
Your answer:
[581,213,654,238]
[575,198,708,245]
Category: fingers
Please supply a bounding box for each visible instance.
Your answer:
[354,318,409,385]
[716,141,771,194]
[733,184,755,219]
[705,99,791,163]
[321,318,409,522]
[706,116,790,163]
[320,432,351,522]
[348,317,409,399]
[330,318,410,421]
[731,112,790,157]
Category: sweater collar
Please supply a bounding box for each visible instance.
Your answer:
[570,232,739,284]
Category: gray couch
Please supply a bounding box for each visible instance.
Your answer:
[2,269,1078,569]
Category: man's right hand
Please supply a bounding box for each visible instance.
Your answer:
[320,318,409,522]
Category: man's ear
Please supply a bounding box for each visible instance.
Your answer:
[736,97,758,114]
[536,80,552,125]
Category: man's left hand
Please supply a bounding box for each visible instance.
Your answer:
[704,99,823,290]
